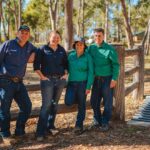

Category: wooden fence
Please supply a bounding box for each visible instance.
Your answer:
[11,45,149,121]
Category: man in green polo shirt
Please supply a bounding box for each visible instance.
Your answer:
[88,28,119,131]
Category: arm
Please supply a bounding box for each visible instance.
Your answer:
[86,54,94,94]
[0,42,7,65]
[28,52,35,63]
[61,50,68,80]
[109,47,120,88]
[35,70,49,80]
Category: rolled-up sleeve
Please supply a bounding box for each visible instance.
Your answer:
[86,54,94,90]
[0,42,7,65]
[63,51,68,71]
[109,47,120,80]
[33,48,42,71]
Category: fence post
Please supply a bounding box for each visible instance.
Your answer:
[113,45,125,121]
[138,45,144,101]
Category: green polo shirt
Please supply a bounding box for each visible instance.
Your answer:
[68,50,94,90]
[88,41,119,80]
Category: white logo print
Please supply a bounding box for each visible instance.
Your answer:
[0,88,5,100]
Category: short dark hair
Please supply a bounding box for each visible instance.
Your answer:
[94,28,104,35]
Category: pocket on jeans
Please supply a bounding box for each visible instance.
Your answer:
[65,84,75,106]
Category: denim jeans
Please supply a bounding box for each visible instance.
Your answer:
[0,78,32,137]
[90,76,113,125]
[36,77,66,137]
[65,81,87,128]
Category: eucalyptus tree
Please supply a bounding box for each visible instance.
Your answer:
[64,0,73,50]
[0,0,2,42]
[47,0,59,30]
[120,0,134,48]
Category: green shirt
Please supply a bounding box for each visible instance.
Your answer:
[68,50,94,90]
[88,41,119,80]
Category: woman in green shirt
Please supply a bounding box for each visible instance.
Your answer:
[65,37,94,134]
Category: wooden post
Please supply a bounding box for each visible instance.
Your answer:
[137,45,144,101]
[113,45,125,121]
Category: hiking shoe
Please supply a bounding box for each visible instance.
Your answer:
[73,127,84,135]
[100,124,109,132]
[49,128,59,136]
[88,121,101,130]
[36,136,44,142]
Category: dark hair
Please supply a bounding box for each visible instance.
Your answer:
[49,30,62,39]
[94,28,104,35]
[72,41,87,50]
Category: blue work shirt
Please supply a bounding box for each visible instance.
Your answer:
[34,44,68,76]
[0,38,37,78]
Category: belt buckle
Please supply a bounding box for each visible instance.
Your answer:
[12,77,20,83]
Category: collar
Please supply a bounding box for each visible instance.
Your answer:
[94,41,106,48]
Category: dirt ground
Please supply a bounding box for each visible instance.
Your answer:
[0,58,150,150]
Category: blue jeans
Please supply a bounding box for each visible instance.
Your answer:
[65,81,87,128]
[90,76,113,125]
[36,78,66,136]
[0,78,32,137]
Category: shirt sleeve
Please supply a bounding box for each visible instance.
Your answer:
[0,42,8,65]
[86,54,94,90]
[63,49,68,71]
[109,46,120,80]
[33,47,42,71]
[30,44,38,53]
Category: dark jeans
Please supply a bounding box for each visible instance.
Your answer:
[36,78,66,137]
[0,78,32,137]
[90,76,113,125]
[65,81,87,128]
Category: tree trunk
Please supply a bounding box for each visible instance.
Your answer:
[0,0,2,42]
[48,0,59,30]
[81,0,84,37]
[76,0,81,36]
[64,0,73,51]
[104,0,109,42]
[120,0,134,48]
[18,0,22,27]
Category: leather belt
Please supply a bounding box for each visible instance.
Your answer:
[47,75,62,79]
[0,76,23,83]
[10,77,23,83]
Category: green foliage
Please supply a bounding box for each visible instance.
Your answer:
[22,0,50,31]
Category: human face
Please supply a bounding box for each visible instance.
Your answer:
[49,33,60,46]
[94,31,104,45]
[75,41,85,54]
[17,30,30,44]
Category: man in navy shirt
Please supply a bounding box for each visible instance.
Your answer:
[0,25,36,140]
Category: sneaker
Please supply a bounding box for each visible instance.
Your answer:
[36,136,44,142]
[73,127,83,135]
[49,128,59,136]
[100,124,109,132]
[88,121,101,130]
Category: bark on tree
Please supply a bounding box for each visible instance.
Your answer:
[18,0,22,27]
[104,0,109,42]
[48,0,59,30]
[0,0,2,42]
[64,0,73,51]
[120,0,134,48]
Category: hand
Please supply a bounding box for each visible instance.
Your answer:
[41,76,49,81]
[85,89,91,95]
[110,80,117,88]
[60,74,68,80]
